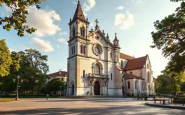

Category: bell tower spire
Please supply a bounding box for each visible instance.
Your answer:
[70,0,88,24]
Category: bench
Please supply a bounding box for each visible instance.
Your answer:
[154,98,171,104]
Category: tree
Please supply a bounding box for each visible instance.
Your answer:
[46,78,66,94]
[151,2,185,73]
[0,39,12,77]
[18,49,49,94]
[0,0,46,37]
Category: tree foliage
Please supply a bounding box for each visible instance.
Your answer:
[0,39,12,77]
[18,49,49,94]
[46,78,66,94]
[155,62,185,94]
[0,49,49,94]
[151,2,185,73]
[0,0,46,37]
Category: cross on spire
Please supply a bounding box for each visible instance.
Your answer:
[95,19,99,25]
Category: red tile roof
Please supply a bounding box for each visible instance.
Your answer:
[123,74,144,80]
[48,71,67,78]
[124,56,147,71]
[120,53,134,60]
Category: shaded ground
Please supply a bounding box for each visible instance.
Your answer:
[0,98,185,115]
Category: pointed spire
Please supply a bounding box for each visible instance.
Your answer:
[114,33,118,41]
[113,33,119,46]
[72,0,85,22]
[106,33,109,41]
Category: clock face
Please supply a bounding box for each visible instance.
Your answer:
[93,44,102,56]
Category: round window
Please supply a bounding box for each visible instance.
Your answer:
[93,44,102,56]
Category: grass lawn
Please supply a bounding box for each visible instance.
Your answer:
[0,98,15,102]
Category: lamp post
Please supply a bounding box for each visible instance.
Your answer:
[15,75,20,100]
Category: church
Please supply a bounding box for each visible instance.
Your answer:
[66,1,155,96]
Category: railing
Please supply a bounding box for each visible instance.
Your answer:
[87,73,109,78]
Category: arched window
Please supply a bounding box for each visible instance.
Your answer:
[80,45,85,54]
[80,45,83,53]
[135,80,138,89]
[83,46,86,54]
[80,27,85,37]
[147,71,150,82]
[72,27,75,37]
[95,64,100,75]
[128,81,130,89]
[73,46,75,54]
[121,60,123,68]
[71,47,73,55]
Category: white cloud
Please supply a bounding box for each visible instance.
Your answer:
[9,48,16,52]
[90,23,94,27]
[58,38,68,45]
[60,32,67,35]
[73,1,77,5]
[117,6,124,10]
[26,7,61,37]
[57,45,60,49]
[114,12,135,30]
[137,0,143,4]
[83,0,96,14]
[32,38,54,52]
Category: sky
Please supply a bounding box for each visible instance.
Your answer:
[0,0,181,77]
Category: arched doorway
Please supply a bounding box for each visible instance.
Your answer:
[71,84,74,95]
[94,81,100,95]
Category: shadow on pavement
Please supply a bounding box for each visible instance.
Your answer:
[0,105,182,115]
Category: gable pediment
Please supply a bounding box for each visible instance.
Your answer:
[88,29,114,47]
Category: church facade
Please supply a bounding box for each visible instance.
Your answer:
[66,1,155,96]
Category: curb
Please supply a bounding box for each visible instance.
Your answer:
[145,103,185,110]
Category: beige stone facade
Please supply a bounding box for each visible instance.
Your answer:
[66,1,155,96]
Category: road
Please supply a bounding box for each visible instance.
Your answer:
[0,98,185,115]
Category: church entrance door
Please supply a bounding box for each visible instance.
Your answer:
[94,81,100,95]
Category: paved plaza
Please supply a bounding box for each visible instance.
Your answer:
[0,98,185,115]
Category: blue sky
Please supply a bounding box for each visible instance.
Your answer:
[0,0,180,77]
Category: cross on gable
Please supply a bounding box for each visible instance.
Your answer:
[95,19,99,25]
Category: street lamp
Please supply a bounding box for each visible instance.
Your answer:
[15,75,20,100]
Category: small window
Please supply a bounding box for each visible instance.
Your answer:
[135,80,138,89]
[61,78,64,81]
[80,45,83,53]
[73,46,75,54]
[95,64,100,75]
[130,71,132,74]
[71,47,73,55]
[128,81,130,89]
[121,60,123,68]
[73,27,75,37]
[83,70,85,77]
[111,73,112,80]
[80,27,85,37]
[83,46,86,54]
